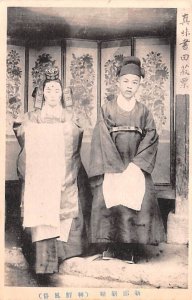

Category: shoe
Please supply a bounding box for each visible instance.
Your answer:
[124,254,135,264]
[117,250,136,264]
[102,248,116,260]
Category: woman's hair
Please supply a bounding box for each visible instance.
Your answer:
[42,79,64,107]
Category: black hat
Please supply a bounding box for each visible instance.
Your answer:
[117,56,145,78]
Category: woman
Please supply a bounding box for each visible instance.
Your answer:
[13,66,92,276]
[89,56,166,263]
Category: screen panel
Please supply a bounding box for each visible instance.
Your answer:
[135,38,171,184]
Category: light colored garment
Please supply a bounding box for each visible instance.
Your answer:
[40,103,64,121]
[57,218,73,242]
[31,225,60,243]
[14,108,90,255]
[31,219,73,243]
[103,162,145,211]
[23,122,65,228]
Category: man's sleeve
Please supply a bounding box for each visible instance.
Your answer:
[132,109,159,174]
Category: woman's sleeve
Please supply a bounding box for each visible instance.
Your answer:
[132,109,159,174]
[12,113,29,148]
[13,121,25,148]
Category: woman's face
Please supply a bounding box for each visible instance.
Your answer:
[117,74,141,100]
[43,81,62,107]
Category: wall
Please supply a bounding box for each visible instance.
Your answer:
[166,8,190,244]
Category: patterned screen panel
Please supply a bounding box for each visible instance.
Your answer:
[101,40,131,106]
[135,38,171,184]
[65,40,98,142]
[6,45,25,138]
[28,46,61,112]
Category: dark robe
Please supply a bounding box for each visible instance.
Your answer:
[13,109,92,274]
[89,99,166,245]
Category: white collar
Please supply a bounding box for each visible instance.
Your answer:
[41,103,63,119]
[117,94,136,112]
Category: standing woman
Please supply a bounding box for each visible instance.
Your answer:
[89,56,166,263]
[13,66,92,276]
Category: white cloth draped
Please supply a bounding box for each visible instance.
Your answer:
[31,219,73,243]
[23,122,65,228]
[103,162,145,211]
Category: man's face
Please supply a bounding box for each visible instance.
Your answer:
[117,74,141,100]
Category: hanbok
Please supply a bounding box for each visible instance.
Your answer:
[89,99,166,245]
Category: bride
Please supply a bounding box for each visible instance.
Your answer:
[13,66,92,276]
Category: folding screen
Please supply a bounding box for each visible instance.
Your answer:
[6,38,174,190]
[135,38,172,185]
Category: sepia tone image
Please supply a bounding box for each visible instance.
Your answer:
[3,3,190,298]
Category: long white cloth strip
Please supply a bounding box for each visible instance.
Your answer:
[31,218,73,243]
[57,218,73,242]
[31,225,60,243]
[103,162,145,211]
[23,122,65,228]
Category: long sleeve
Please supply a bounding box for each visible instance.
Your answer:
[88,108,125,178]
[12,113,30,179]
[13,121,25,148]
[132,109,159,174]
[13,110,41,147]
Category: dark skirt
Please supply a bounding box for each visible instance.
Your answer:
[90,172,166,245]
[21,165,92,274]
